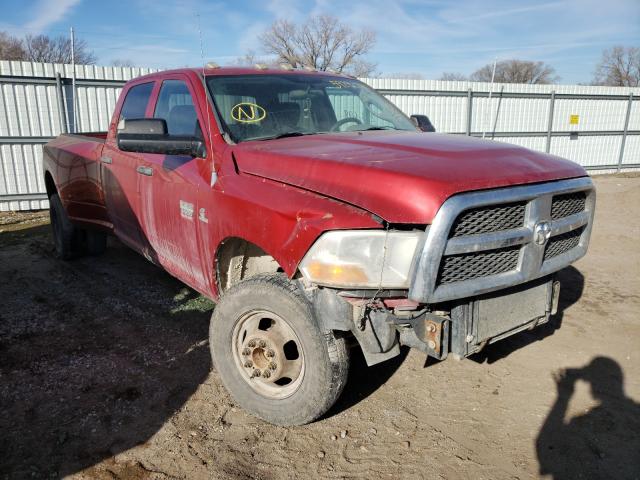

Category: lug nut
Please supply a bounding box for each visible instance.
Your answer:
[244,360,253,368]
[242,348,251,356]
[266,349,275,358]
[259,340,267,348]
[248,340,256,348]
[262,370,271,378]
[252,369,261,378]
[269,362,277,370]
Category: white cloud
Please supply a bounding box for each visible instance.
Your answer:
[264,0,305,19]
[442,1,568,24]
[235,20,270,53]
[95,43,193,69]
[24,0,82,32]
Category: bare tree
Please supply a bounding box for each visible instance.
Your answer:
[0,31,26,60]
[439,72,467,81]
[110,59,135,68]
[259,15,377,76]
[232,50,277,67]
[24,34,96,64]
[470,59,558,84]
[592,46,640,87]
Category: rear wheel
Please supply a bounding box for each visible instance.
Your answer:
[86,230,108,256]
[49,193,82,260]
[209,273,349,425]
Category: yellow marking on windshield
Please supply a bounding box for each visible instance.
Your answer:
[231,103,267,123]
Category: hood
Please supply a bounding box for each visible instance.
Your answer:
[233,131,586,224]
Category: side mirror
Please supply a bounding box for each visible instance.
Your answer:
[117,118,206,157]
[410,114,436,133]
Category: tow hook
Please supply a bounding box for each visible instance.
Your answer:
[396,313,450,360]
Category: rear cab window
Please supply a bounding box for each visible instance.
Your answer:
[118,82,154,126]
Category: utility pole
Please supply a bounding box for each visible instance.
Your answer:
[70,27,77,133]
[482,58,497,139]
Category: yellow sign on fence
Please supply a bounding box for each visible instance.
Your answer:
[569,114,580,125]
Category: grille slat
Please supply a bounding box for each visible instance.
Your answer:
[438,247,521,285]
[450,202,526,237]
[551,192,586,220]
[544,228,584,260]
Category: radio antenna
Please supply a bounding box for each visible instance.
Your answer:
[196,13,216,185]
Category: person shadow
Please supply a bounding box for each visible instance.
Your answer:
[536,356,640,479]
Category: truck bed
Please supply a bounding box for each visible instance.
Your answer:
[43,132,109,226]
[63,132,108,142]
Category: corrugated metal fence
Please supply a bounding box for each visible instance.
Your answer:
[0,61,157,211]
[1,61,638,211]
[363,78,640,172]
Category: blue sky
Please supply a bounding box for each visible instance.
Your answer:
[0,0,638,83]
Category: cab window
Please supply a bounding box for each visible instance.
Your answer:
[119,82,154,122]
[154,80,200,136]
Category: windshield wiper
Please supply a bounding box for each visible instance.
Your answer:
[356,126,398,131]
[271,131,308,139]
[252,131,321,141]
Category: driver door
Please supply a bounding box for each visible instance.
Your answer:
[136,76,209,291]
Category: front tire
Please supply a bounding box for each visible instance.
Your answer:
[209,274,349,425]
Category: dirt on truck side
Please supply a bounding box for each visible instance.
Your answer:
[1,174,639,479]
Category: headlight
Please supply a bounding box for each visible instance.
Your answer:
[299,230,422,288]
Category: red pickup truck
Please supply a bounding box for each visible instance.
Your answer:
[43,67,595,425]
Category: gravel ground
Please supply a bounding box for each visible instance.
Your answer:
[1,175,639,480]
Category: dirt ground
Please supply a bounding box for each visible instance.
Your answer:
[1,175,639,480]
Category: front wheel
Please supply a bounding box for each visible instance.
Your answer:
[209,274,349,425]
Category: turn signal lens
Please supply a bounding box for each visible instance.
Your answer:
[304,262,369,285]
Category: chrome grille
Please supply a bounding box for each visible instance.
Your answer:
[409,177,596,304]
[551,192,586,220]
[544,227,583,260]
[438,247,520,284]
[450,202,526,237]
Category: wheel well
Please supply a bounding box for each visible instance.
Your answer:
[44,172,57,198]
[216,238,283,292]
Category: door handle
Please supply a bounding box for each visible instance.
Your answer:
[100,156,112,164]
[136,165,153,176]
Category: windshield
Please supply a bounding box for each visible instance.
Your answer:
[206,74,417,142]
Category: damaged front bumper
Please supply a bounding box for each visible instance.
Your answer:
[312,276,560,366]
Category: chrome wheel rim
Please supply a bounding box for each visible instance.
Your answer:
[232,310,305,399]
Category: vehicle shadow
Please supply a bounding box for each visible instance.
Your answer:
[325,345,410,418]
[535,356,640,479]
[0,223,212,478]
[470,266,584,364]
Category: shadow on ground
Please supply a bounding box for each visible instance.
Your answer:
[0,224,212,478]
[470,266,585,364]
[0,221,411,477]
[327,346,409,418]
[0,222,598,478]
